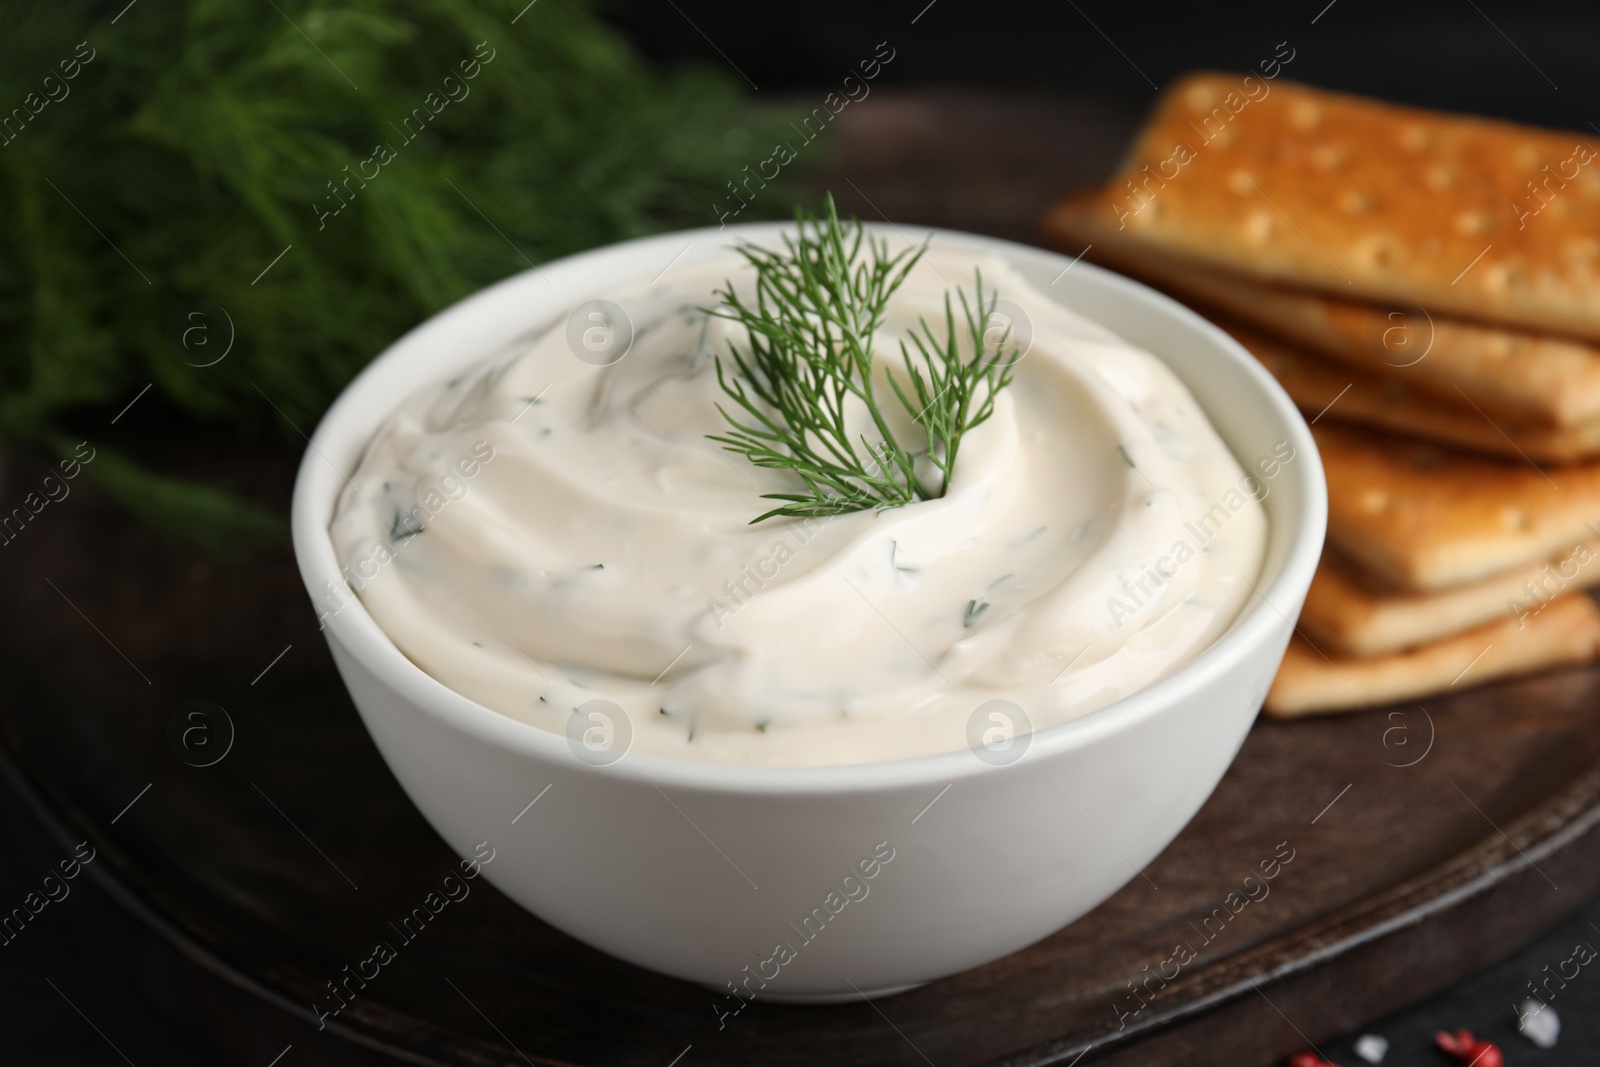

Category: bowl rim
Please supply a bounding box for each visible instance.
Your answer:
[290,220,1327,795]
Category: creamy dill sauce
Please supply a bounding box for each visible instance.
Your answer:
[330,244,1267,766]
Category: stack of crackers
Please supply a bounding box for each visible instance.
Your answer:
[1044,74,1600,717]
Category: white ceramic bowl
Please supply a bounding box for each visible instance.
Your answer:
[291,222,1326,1002]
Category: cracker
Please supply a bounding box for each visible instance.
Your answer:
[1227,319,1600,462]
[1264,591,1600,718]
[1300,547,1600,657]
[1315,421,1600,590]
[1043,73,1600,341]
[1045,218,1600,428]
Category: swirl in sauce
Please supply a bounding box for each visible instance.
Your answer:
[331,243,1267,765]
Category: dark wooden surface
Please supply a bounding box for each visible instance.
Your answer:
[2,90,1599,1067]
[5,442,1600,1067]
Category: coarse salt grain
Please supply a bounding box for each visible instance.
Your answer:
[1518,998,1560,1049]
[1354,1033,1389,1062]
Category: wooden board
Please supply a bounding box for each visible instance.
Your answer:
[4,442,1600,1067]
[4,90,1600,1067]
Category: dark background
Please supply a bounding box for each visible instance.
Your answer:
[608,0,1596,129]
[6,0,1600,1063]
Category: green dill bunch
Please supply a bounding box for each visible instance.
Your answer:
[0,0,796,549]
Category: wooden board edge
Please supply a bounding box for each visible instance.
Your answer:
[995,766,1600,1065]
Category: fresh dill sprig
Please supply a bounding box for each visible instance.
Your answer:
[708,197,923,521]
[890,268,1020,499]
[709,196,1020,523]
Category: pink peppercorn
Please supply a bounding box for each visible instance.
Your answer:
[1435,1029,1503,1067]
